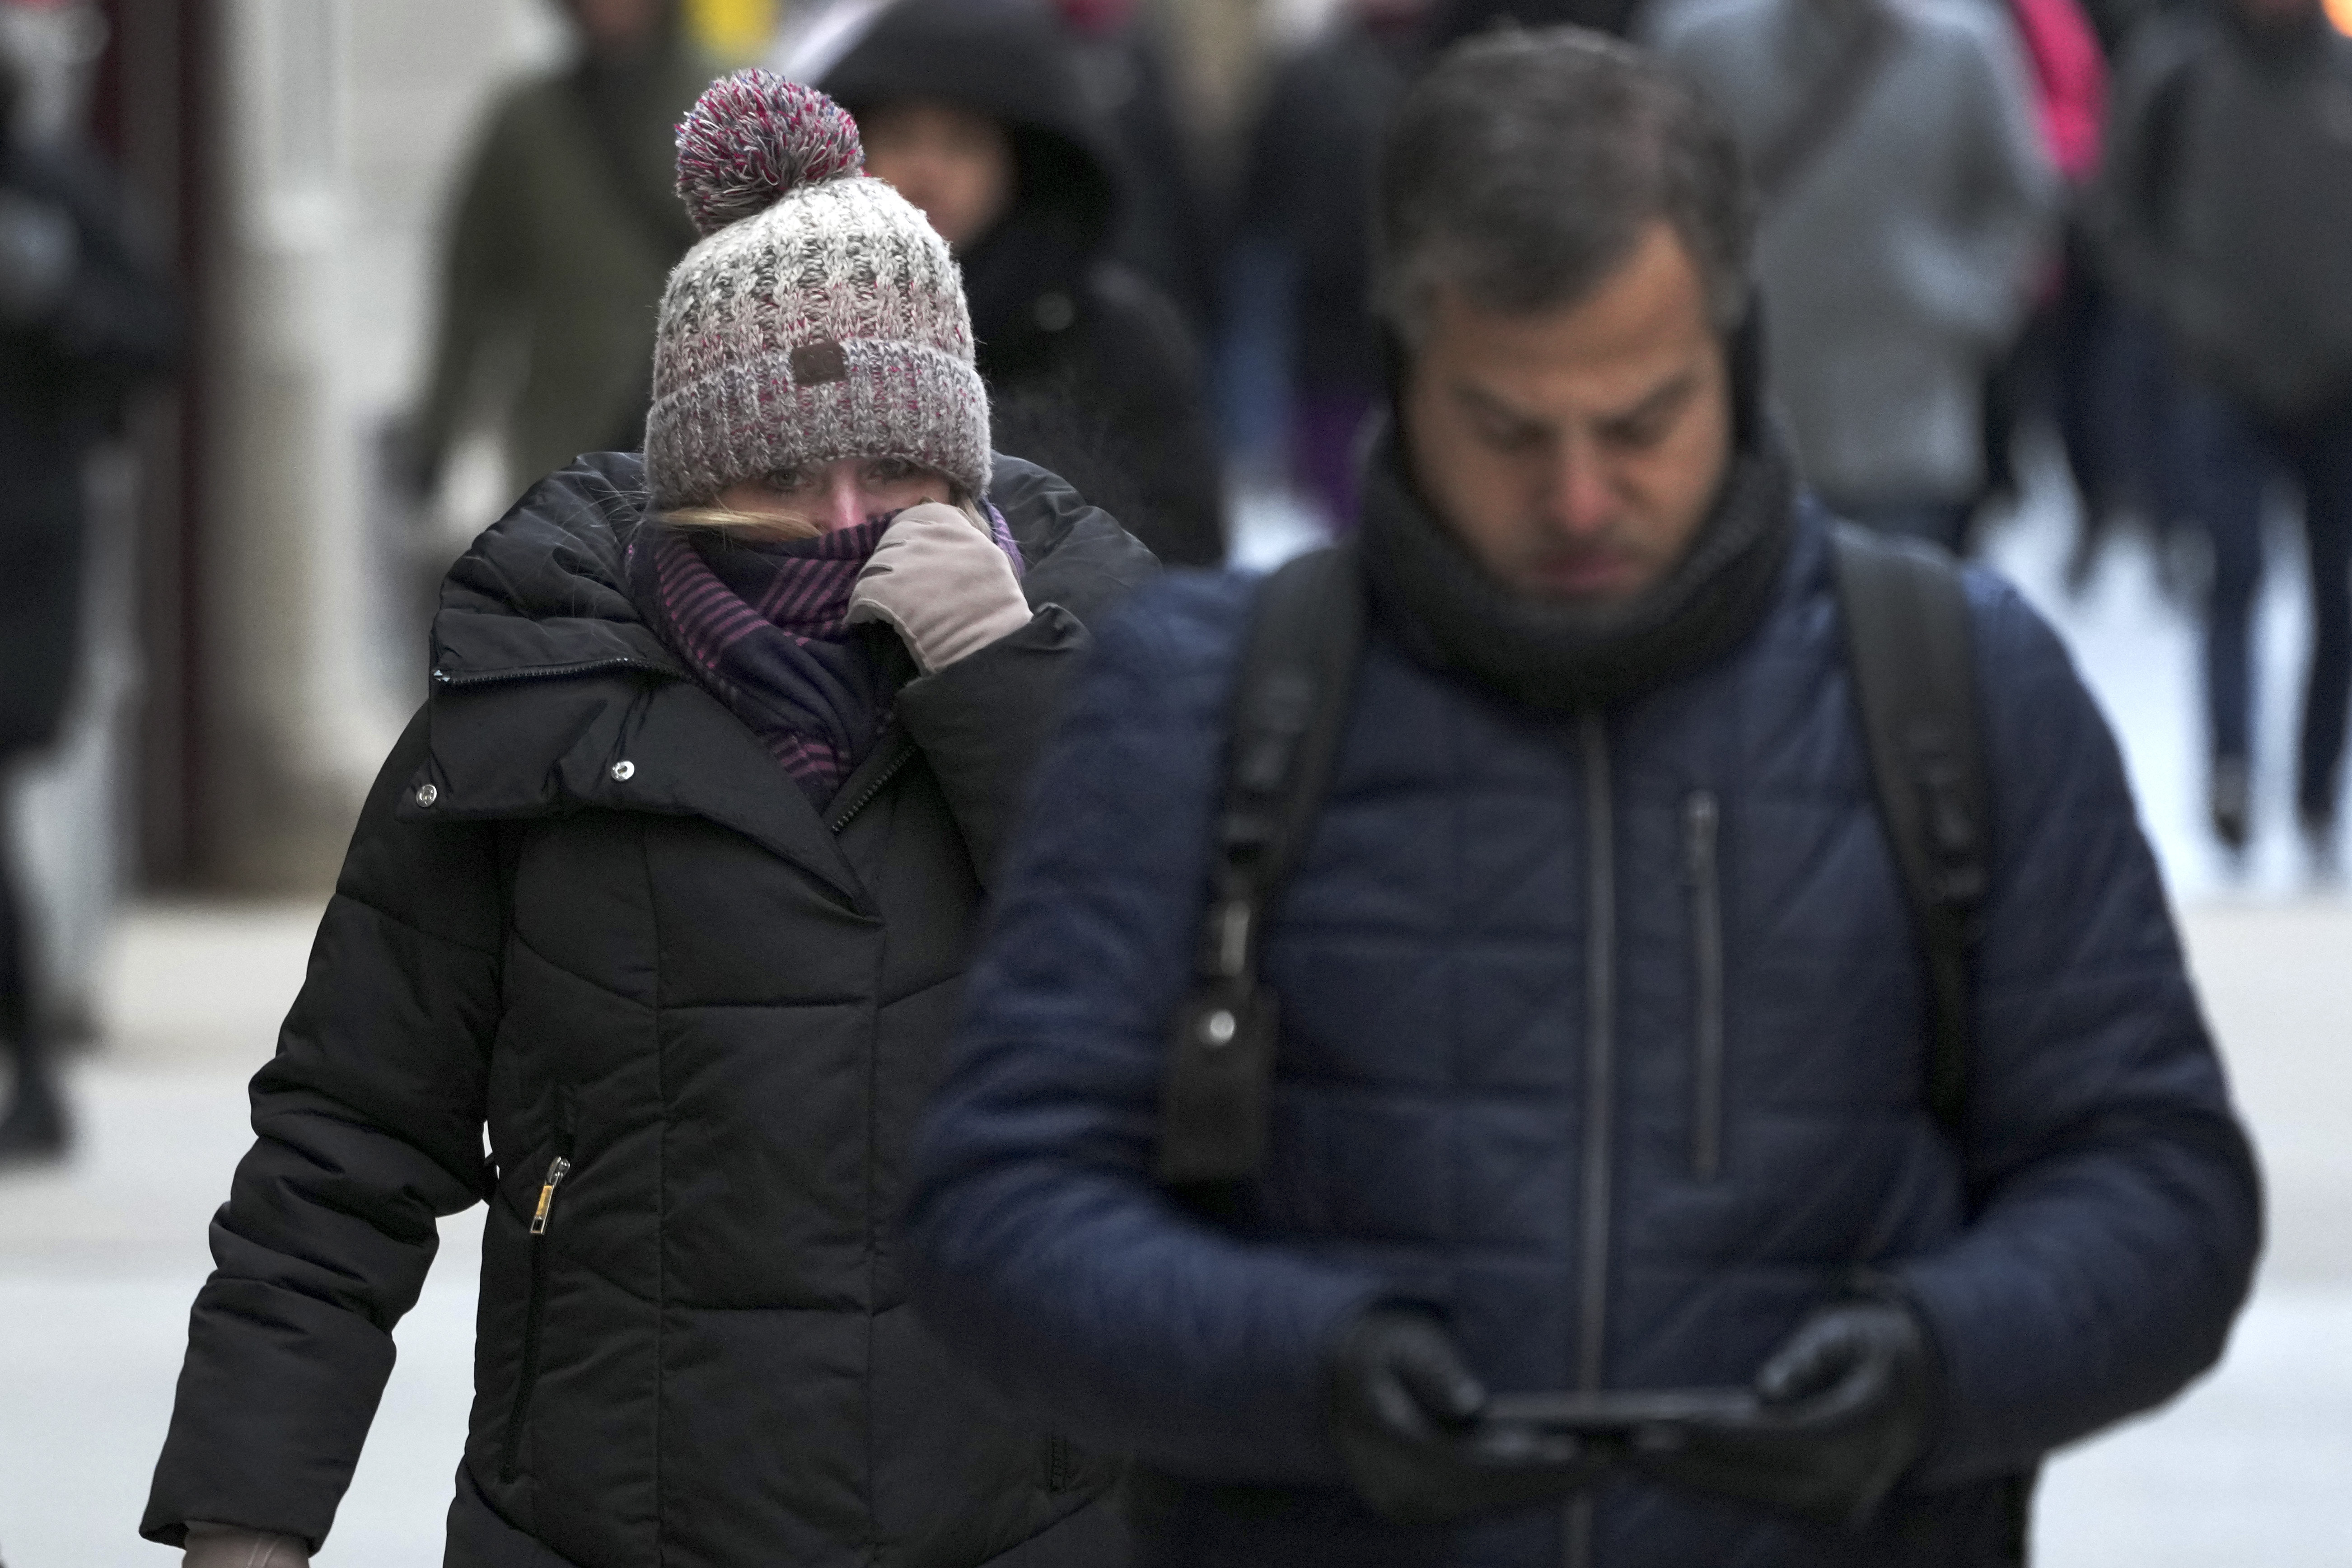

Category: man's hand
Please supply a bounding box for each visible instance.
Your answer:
[1328,1307,1609,1523]
[1627,1300,1936,1529]
[846,502,1031,674]
[182,1522,309,1568]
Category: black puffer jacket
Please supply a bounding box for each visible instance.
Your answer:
[141,453,1155,1568]
[822,0,1227,567]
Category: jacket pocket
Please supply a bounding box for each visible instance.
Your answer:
[499,1147,573,1483]
[1683,791,1725,1181]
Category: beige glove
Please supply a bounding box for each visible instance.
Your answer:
[846,502,1033,674]
[183,1522,310,1568]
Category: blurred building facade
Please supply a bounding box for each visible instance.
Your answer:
[78,0,566,902]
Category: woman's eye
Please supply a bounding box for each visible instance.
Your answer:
[868,458,916,483]
[763,469,809,494]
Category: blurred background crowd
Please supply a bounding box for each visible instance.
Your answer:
[3,0,2350,946]
[0,0,2349,1556]
[5,0,2352,1031]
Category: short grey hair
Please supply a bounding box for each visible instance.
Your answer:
[1374,27,1753,346]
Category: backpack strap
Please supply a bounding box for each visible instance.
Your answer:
[1155,545,1365,1188]
[1828,524,1991,1137]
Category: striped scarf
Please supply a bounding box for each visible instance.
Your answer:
[629,505,1022,806]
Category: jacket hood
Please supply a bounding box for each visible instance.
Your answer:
[818,0,1120,253]
[430,453,681,690]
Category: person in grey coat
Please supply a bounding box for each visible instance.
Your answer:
[1646,0,2057,548]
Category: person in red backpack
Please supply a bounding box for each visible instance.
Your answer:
[1978,0,2109,557]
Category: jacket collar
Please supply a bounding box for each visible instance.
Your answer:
[407,453,870,907]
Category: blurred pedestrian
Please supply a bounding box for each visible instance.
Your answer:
[1987,0,2187,601]
[0,41,175,1165]
[404,0,713,503]
[906,29,2258,1566]
[1647,0,2058,550]
[1232,0,1429,530]
[820,0,1228,566]
[1974,0,2104,525]
[2095,0,2352,863]
[1050,0,1220,331]
[142,75,1151,1567]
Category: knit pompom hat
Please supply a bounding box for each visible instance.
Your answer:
[643,71,990,511]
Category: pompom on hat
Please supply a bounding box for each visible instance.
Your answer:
[674,72,864,237]
[643,71,991,512]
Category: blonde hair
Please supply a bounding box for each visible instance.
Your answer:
[658,486,988,542]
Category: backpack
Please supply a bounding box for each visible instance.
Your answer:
[1155,525,1990,1188]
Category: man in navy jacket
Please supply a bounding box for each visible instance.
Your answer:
[908,28,2259,1568]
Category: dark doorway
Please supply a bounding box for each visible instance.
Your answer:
[92,0,215,886]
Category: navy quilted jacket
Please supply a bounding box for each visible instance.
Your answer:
[907,507,2260,1567]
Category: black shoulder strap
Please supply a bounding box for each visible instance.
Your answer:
[1748,1,1900,210]
[1155,545,1364,1188]
[1829,524,1991,1137]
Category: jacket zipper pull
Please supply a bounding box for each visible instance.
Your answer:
[529,1156,572,1236]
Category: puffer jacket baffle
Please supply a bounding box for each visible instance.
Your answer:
[141,452,1156,1568]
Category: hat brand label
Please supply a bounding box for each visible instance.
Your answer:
[790,341,851,386]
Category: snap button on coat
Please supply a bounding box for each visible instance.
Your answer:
[413,783,438,807]
[609,760,636,782]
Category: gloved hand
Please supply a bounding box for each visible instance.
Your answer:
[845,502,1032,674]
[1626,1300,1936,1529]
[1328,1307,1610,1524]
[182,1521,310,1568]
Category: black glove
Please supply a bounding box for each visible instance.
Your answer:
[1327,1307,1610,1524]
[1626,1300,1936,1529]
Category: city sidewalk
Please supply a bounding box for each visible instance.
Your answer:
[0,891,2346,1567]
[0,903,484,1568]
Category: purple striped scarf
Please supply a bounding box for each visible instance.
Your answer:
[629,504,1023,806]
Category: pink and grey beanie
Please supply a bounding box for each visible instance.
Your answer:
[643,71,990,512]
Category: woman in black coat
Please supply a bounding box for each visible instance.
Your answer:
[142,76,1151,1568]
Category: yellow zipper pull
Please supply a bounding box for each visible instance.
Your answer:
[529,1156,572,1236]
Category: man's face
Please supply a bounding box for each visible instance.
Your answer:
[1402,221,1734,605]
